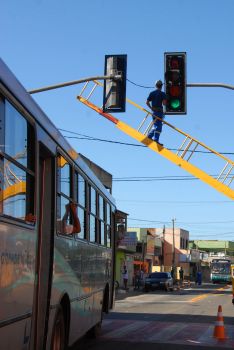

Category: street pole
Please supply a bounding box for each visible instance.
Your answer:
[142,239,146,272]
[187,82,234,90]
[29,80,234,95]
[28,74,122,94]
[172,218,176,269]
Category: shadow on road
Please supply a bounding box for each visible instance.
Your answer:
[105,310,234,325]
[115,283,231,301]
[72,337,229,350]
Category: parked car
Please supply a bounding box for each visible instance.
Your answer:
[144,272,173,292]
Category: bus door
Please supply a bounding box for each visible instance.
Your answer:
[31,144,55,350]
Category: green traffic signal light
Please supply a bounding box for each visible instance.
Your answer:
[170,99,181,109]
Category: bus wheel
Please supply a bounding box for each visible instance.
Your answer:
[51,306,66,350]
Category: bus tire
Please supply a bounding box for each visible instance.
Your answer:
[102,285,109,314]
[51,305,66,350]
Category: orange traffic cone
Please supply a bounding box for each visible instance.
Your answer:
[213,305,227,340]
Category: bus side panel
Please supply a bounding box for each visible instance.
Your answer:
[48,236,112,347]
[0,221,36,349]
[48,236,88,346]
[0,318,31,350]
[68,242,95,344]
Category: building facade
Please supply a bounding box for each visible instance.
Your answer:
[128,227,162,274]
[156,227,190,278]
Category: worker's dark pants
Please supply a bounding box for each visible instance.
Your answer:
[148,112,164,142]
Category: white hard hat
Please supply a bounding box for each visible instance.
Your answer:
[155,80,163,87]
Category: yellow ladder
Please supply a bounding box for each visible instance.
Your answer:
[77,81,234,200]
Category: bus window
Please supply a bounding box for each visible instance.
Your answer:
[98,195,105,245]
[75,172,86,239]
[106,202,111,225]
[57,156,71,197]
[89,214,96,242]
[77,206,85,239]
[99,195,104,220]
[89,185,97,242]
[5,100,28,168]
[100,221,105,245]
[78,173,86,207]
[57,155,80,235]
[90,186,96,215]
[0,98,35,223]
[106,202,111,247]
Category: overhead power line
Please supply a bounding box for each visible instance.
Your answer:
[117,199,232,204]
[128,217,234,225]
[59,128,234,155]
[126,78,154,89]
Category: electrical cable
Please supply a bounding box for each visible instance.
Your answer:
[126,78,154,89]
[59,128,234,155]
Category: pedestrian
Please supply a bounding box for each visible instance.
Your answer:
[140,268,144,282]
[179,267,184,282]
[171,267,175,280]
[197,270,202,285]
[146,80,167,146]
[134,269,141,290]
[122,265,128,290]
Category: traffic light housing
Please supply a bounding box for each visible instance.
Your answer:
[103,54,127,113]
[164,52,187,114]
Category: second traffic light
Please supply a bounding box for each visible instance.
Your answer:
[164,52,187,115]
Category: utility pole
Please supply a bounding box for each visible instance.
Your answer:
[142,239,145,266]
[172,218,176,269]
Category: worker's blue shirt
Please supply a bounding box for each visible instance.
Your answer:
[147,89,167,111]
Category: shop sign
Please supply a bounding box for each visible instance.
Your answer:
[191,249,200,262]
[179,253,190,262]
[118,231,137,250]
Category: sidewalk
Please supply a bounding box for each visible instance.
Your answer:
[115,286,144,301]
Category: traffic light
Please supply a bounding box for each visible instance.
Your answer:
[103,54,127,113]
[164,52,187,114]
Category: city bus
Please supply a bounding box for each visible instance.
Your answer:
[210,258,231,283]
[0,58,117,350]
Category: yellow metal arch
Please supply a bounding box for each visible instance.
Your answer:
[0,182,26,201]
[77,82,234,200]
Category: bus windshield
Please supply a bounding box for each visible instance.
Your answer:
[211,262,230,273]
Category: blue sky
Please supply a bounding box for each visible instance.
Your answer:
[1,0,234,240]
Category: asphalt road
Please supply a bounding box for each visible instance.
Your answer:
[72,283,234,350]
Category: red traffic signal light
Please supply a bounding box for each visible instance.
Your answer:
[164,52,187,115]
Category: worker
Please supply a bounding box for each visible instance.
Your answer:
[146,80,167,146]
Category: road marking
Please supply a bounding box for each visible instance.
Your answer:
[104,320,149,338]
[189,294,209,302]
[189,285,230,302]
[148,323,187,341]
[101,320,234,347]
